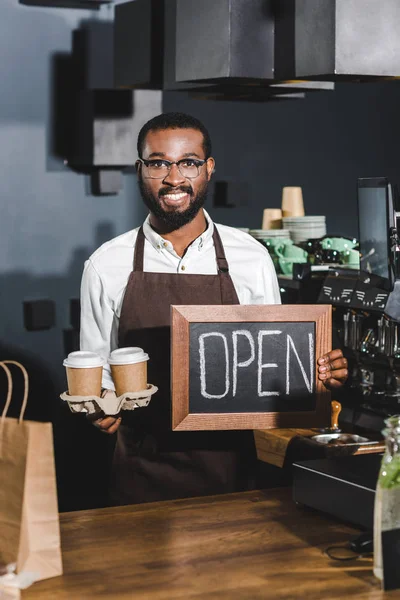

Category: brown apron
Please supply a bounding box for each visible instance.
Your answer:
[110,225,257,505]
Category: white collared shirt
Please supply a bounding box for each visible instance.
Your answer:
[80,210,281,389]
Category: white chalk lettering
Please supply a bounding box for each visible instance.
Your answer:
[232,330,255,396]
[199,332,230,399]
[286,333,314,394]
[257,330,282,397]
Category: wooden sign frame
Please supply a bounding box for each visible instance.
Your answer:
[171,304,332,431]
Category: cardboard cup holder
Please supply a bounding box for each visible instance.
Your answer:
[60,384,158,416]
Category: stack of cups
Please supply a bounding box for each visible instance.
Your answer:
[281,187,305,218]
[63,351,105,397]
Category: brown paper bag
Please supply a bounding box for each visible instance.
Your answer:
[0,361,63,581]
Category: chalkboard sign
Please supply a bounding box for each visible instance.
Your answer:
[171,305,331,430]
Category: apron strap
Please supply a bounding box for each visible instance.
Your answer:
[212,226,230,274]
[213,226,239,305]
[133,223,238,304]
[134,224,229,274]
[133,226,145,272]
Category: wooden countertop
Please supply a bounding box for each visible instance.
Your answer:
[23,487,394,599]
[254,428,385,468]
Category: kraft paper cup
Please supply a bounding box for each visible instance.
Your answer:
[109,347,149,396]
[281,187,305,218]
[262,208,282,230]
[63,351,105,397]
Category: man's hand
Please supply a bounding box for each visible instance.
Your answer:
[90,414,122,434]
[317,349,348,389]
[87,390,122,435]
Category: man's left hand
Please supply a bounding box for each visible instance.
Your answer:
[317,349,348,389]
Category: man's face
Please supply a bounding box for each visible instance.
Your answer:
[137,128,215,230]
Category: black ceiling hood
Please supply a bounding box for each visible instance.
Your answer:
[114,0,164,89]
[20,0,111,8]
[115,0,400,92]
[113,0,334,101]
[174,0,275,84]
[163,0,331,98]
[115,0,276,90]
[275,0,400,80]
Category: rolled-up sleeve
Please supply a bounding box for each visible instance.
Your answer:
[80,259,115,390]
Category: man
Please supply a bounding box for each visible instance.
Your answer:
[80,112,348,505]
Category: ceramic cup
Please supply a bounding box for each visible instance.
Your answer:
[275,242,308,261]
[342,249,360,269]
[321,237,357,252]
[63,351,105,397]
[264,238,293,252]
[109,347,149,396]
[278,255,308,276]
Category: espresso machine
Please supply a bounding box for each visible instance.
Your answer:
[291,177,400,531]
[292,285,400,530]
[318,177,400,430]
[326,287,400,425]
[278,175,400,426]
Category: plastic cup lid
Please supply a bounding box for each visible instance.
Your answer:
[109,347,149,365]
[63,351,105,368]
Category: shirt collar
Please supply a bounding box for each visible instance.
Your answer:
[142,210,214,253]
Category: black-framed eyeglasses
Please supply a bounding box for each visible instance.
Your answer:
[137,157,208,179]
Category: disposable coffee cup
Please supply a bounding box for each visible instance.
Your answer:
[262,208,282,230]
[281,187,305,218]
[109,347,149,396]
[63,351,105,397]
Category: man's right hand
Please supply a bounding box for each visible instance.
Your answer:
[90,414,122,434]
[87,390,122,435]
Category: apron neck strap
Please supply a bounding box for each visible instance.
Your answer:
[133,226,145,272]
[212,226,230,274]
[133,224,230,274]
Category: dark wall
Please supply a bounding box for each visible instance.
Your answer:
[2,0,400,510]
[164,82,400,237]
[0,0,147,511]
[0,0,147,393]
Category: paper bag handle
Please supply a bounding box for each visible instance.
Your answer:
[0,362,12,425]
[0,361,29,424]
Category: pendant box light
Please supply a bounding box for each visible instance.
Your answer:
[275,0,400,80]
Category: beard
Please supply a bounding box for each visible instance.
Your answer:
[138,176,209,231]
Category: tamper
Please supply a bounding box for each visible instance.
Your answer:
[319,400,342,434]
[312,401,371,444]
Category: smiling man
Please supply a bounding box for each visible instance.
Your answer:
[137,127,212,233]
[80,112,348,506]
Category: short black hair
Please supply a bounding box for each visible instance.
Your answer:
[137,112,212,159]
